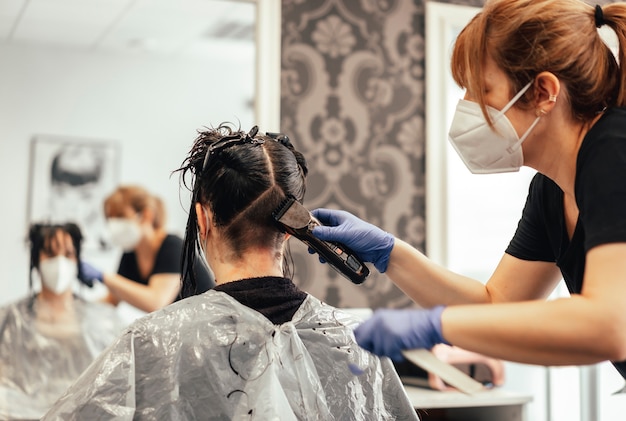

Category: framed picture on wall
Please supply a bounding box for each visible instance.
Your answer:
[27,135,120,258]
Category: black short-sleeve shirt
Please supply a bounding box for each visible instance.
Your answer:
[117,234,215,302]
[506,107,626,379]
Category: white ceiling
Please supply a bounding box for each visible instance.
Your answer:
[0,0,256,58]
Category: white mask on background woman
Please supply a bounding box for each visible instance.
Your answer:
[448,81,541,174]
[107,218,142,252]
[39,256,77,294]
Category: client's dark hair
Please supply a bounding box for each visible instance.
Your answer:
[174,123,308,297]
[27,222,86,290]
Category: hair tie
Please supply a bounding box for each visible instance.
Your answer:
[595,5,605,28]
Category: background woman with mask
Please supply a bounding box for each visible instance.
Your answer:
[0,223,122,420]
[42,125,417,420]
[310,0,626,381]
[82,185,215,313]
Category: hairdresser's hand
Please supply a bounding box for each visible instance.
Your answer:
[354,307,448,362]
[79,261,104,287]
[311,208,395,272]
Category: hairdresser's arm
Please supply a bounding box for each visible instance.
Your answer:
[311,208,562,306]
[441,243,626,365]
[385,239,562,307]
[102,273,180,312]
[361,243,626,365]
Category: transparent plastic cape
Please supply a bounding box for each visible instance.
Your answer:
[0,296,124,420]
[43,291,419,420]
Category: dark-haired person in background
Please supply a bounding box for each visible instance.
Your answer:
[0,223,122,420]
[42,125,418,420]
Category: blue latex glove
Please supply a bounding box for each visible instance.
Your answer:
[354,307,448,362]
[79,261,104,286]
[311,208,395,273]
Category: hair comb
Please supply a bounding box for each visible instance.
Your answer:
[272,196,369,284]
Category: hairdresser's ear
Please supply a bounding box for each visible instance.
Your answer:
[534,71,560,113]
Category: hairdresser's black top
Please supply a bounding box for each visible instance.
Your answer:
[118,234,215,302]
[214,276,308,324]
[506,107,626,379]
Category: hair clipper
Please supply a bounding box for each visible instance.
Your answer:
[273,197,369,284]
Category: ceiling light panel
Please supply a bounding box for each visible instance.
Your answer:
[99,0,254,55]
[9,0,130,48]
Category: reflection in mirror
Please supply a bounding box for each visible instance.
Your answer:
[0,0,260,306]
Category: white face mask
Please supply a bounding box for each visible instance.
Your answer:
[448,82,541,174]
[107,218,142,252]
[39,256,77,294]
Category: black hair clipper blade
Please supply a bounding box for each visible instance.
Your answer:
[272,197,369,284]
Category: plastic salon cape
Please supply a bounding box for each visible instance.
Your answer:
[43,290,419,420]
[0,296,123,420]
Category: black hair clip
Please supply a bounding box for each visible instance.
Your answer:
[202,125,264,171]
[266,131,292,148]
[247,125,259,140]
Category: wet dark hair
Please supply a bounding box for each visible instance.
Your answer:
[27,222,88,290]
[174,123,308,297]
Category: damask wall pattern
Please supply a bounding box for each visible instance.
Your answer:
[280,0,429,309]
[280,0,619,310]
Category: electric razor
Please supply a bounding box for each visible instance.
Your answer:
[273,196,370,284]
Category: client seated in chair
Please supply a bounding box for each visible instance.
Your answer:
[0,222,123,420]
[42,124,419,420]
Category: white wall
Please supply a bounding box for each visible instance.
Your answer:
[0,42,254,306]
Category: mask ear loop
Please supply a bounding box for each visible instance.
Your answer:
[507,106,544,154]
[197,205,211,255]
[488,80,536,154]
[203,207,210,254]
[510,89,555,152]
[494,81,534,120]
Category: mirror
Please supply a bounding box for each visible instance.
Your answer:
[0,0,282,305]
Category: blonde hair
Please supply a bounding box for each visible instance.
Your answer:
[451,0,626,123]
[104,185,166,229]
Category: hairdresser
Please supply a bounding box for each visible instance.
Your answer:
[311,0,626,380]
[81,185,215,313]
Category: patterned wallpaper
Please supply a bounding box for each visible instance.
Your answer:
[281,0,432,309]
[281,0,616,310]
[279,0,619,309]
